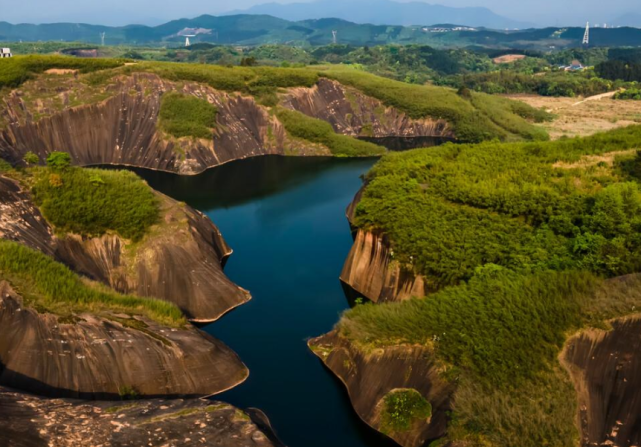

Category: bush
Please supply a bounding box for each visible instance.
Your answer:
[380,389,432,435]
[46,151,72,170]
[158,92,218,139]
[31,166,159,241]
[23,151,40,165]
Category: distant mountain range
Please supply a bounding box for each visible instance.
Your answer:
[1,14,641,49]
[225,0,534,29]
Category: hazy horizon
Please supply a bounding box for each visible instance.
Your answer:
[1,0,637,28]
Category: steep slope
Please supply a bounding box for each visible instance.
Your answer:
[0,385,283,447]
[0,172,248,322]
[318,125,641,447]
[0,277,247,399]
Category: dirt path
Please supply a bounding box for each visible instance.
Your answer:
[572,90,620,106]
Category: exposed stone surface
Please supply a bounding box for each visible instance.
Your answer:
[0,386,283,447]
[0,73,326,175]
[562,315,641,447]
[0,174,249,322]
[282,78,453,138]
[0,281,248,399]
[309,330,454,447]
[341,186,427,303]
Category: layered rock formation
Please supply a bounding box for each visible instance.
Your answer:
[341,187,427,303]
[0,174,249,322]
[309,331,453,447]
[0,73,326,175]
[282,78,453,139]
[562,315,641,447]
[0,385,283,447]
[0,281,248,399]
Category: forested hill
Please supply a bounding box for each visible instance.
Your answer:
[1,15,641,48]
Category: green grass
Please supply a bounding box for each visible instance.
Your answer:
[0,55,124,89]
[30,167,159,242]
[0,240,185,327]
[380,389,432,435]
[275,108,386,157]
[354,125,641,287]
[158,92,218,139]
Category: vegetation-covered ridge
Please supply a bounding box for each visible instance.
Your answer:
[338,270,641,447]
[1,56,549,143]
[28,159,160,242]
[354,125,641,288]
[0,240,186,327]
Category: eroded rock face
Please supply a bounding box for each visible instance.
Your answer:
[341,229,427,303]
[282,78,453,138]
[341,189,427,303]
[562,316,641,447]
[0,281,248,399]
[309,330,454,447]
[0,386,283,447]
[0,73,326,175]
[0,174,249,322]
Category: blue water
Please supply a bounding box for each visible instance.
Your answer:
[134,156,398,447]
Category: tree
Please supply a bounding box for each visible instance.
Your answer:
[46,152,72,170]
[23,151,40,165]
[240,56,257,67]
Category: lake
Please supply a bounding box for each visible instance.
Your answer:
[134,156,399,447]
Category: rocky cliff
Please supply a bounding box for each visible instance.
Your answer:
[562,314,641,447]
[309,331,453,447]
[0,281,248,399]
[283,78,453,139]
[0,73,326,175]
[0,385,283,447]
[0,174,249,322]
[341,187,428,303]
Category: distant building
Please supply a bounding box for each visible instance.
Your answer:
[1,48,12,58]
[566,60,585,71]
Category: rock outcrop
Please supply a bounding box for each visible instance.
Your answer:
[562,316,641,447]
[0,174,249,322]
[282,78,453,139]
[341,187,427,303]
[0,73,327,175]
[0,281,248,399]
[0,385,283,447]
[309,331,453,447]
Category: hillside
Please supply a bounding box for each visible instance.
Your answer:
[2,15,641,48]
[316,124,641,446]
[0,56,547,175]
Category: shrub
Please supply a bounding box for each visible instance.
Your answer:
[23,151,40,165]
[31,167,159,241]
[380,389,432,435]
[46,151,72,170]
[158,92,218,139]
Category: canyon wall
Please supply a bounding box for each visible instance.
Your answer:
[0,174,249,322]
[282,78,454,138]
[309,331,454,447]
[0,281,248,399]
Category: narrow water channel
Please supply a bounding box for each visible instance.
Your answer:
[134,156,399,447]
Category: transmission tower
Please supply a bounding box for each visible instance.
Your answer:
[582,22,590,47]
[100,32,106,46]
[332,30,337,44]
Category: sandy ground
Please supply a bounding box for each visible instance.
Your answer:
[506,94,641,139]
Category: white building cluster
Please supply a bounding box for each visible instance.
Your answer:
[1,48,12,58]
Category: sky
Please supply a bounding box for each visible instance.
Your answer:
[0,0,637,27]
